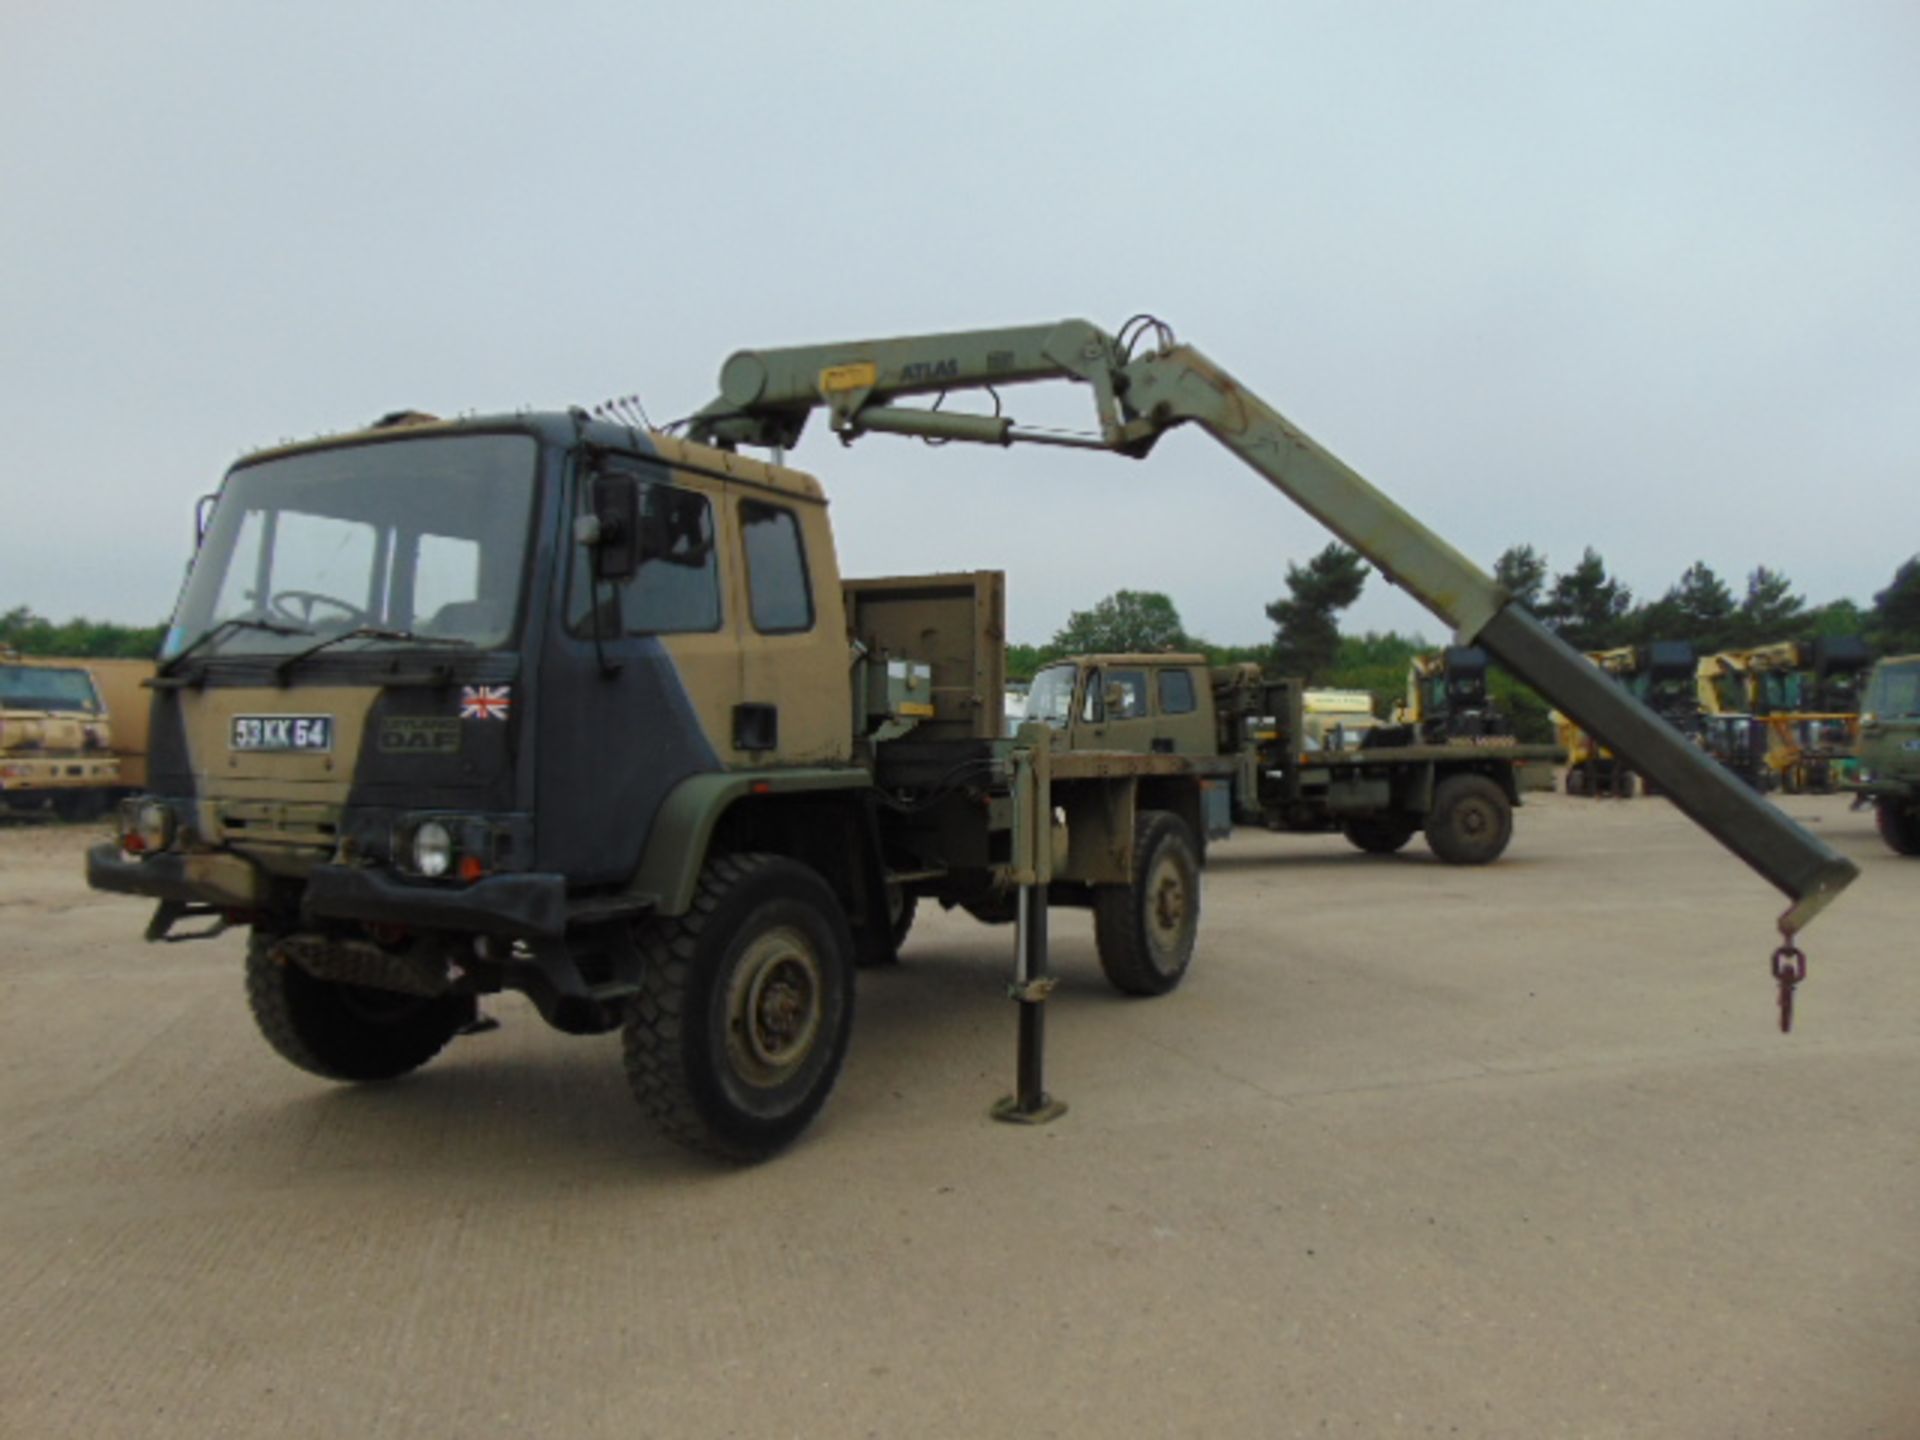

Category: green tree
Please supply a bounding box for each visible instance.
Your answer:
[1004,642,1065,682]
[1733,565,1805,645]
[1492,544,1548,610]
[1266,543,1368,682]
[1655,561,1737,650]
[1050,590,1194,655]
[1540,548,1633,651]
[1871,556,1920,652]
[1803,598,1866,640]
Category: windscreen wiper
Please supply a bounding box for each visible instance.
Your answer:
[273,626,475,682]
[157,617,312,677]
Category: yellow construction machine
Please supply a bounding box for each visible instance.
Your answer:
[1696,638,1871,793]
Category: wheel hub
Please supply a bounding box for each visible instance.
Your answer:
[727,926,823,1086]
[1146,854,1190,958]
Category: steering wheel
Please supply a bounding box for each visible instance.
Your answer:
[270,589,367,629]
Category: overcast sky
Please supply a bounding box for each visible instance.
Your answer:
[3,1,1914,646]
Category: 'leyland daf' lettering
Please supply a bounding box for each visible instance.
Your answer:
[378,717,461,755]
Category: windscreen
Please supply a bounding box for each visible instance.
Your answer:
[166,433,539,659]
[1865,661,1920,719]
[0,665,101,713]
[1025,664,1079,726]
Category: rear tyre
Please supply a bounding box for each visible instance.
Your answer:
[1877,800,1920,857]
[244,932,472,1082]
[624,855,855,1162]
[1094,812,1201,997]
[1424,774,1513,865]
[1614,770,1637,800]
[1342,817,1417,854]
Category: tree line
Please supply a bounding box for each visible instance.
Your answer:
[1485,546,1920,656]
[1,606,167,659]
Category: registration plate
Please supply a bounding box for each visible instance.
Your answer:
[230,714,334,753]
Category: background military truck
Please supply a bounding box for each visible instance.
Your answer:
[1845,655,1920,855]
[0,651,120,818]
[88,316,1857,1162]
[1029,654,1559,864]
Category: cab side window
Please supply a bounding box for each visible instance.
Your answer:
[740,500,814,633]
[568,473,721,636]
[1158,668,1197,715]
[1107,669,1149,720]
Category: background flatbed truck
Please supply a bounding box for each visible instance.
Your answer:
[1026,654,1562,865]
[89,316,1857,1161]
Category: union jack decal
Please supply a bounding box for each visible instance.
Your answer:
[460,685,512,721]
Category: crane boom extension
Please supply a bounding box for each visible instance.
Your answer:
[688,318,1857,934]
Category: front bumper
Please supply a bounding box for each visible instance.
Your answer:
[88,843,265,909]
[87,843,567,939]
[304,863,566,939]
[1,756,119,802]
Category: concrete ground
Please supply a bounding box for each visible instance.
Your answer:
[1,791,1916,1439]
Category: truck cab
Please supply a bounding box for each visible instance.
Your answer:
[1026,654,1216,758]
[0,653,119,818]
[1848,655,1920,854]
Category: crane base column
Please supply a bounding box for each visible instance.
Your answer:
[991,882,1068,1125]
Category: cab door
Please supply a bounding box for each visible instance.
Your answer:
[536,455,741,884]
[1152,665,1207,754]
[732,490,852,766]
[1095,666,1154,754]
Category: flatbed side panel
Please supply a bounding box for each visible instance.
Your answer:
[1479,607,1857,931]
[1316,743,1566,767]
[1049,750,1236,781]
[844,572,1006,740]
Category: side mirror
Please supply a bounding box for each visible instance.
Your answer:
[585,474,640,581]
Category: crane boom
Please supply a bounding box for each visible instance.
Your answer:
[688,317,1856,933]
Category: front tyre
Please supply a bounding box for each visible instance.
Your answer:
[624,855,855,1162]
[1094,812,1201,997]
[1877,800,1920,856]
[1424,774,1513,865]
[244,932,472,1082]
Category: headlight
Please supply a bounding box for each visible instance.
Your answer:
[123,798,175,855]
[412,820,454,878]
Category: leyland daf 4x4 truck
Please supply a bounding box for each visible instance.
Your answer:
[89,317,1857,1161]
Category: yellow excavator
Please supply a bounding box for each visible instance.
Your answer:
[1696,638,1871,793]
